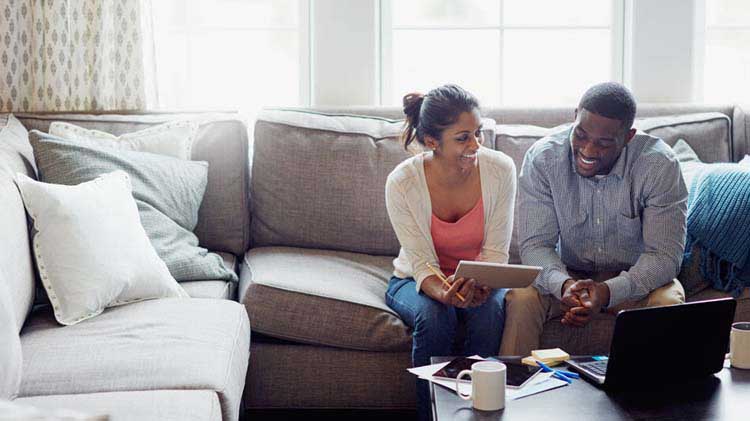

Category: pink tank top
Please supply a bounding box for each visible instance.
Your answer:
[430,197,484,277]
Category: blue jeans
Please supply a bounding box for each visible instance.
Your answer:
[385,276,507,421]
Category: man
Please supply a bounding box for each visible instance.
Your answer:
[499,82,688,357]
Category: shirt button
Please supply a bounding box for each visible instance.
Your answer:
[598,247,602,252]
[596,218,601,225]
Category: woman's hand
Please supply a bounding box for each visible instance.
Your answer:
[469,285,491,307]
[440,276,478,308]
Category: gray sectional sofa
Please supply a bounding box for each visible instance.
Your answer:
[242,105,750,411]
[1,112,251,421]
[2,104,749,418]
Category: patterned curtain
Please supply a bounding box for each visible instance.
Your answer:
[0,0,153,112]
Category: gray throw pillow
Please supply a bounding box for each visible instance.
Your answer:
[28,130,237,283]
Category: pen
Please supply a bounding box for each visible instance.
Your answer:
[551,371,574,384]
[535,359,578,381]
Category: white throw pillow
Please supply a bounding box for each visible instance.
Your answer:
[0,272,22,400]
[48,120,198,160]
[14,170,187,326]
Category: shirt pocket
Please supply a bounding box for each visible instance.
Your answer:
[616,213,643,252]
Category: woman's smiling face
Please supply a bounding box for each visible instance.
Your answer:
[428,109,483,171]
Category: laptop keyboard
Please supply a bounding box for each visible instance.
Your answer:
[580,360,608,376]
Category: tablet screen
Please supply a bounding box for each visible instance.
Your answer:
[432,357,541,387]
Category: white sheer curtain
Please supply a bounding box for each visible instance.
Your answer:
[0,0,157,112]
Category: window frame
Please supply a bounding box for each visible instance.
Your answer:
[379,0,625,106]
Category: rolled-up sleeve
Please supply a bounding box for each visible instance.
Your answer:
[604,158,688,307]
[518,148,570,299]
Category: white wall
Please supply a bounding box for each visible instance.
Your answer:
[311,0,379,106]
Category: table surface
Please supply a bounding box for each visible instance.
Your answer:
[430,356,750,421]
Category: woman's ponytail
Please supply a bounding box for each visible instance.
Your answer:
[402,92,425,151]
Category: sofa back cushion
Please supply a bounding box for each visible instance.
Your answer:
[16,113,250,255]
[251,110,411,255]
[252,109,498,255]
[0,114,36,331]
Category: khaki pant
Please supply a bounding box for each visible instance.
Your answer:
[499,273,685,357]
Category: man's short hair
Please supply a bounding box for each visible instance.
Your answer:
[578,82,637,131]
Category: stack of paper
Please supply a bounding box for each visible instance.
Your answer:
[407,356,568,401]
[521,348,570,367]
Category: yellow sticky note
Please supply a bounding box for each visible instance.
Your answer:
[521,356,564,367]
[531,348,570,362]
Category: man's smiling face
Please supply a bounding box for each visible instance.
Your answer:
[571,108,634,177]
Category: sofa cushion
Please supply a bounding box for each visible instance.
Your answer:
[245,342,415,409]
[29,131,237,284]
[0,114,36,331]
[239,246,411,351]
[635,112,732,163]
[19,298,250,421]
[17,113,250,255]
[0,399,103,420]
[251,109,496,256]
[0,273,22,399]
[17,390,222,421]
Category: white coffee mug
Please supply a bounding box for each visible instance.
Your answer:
[455,361,506,411]
[730,322,750,369]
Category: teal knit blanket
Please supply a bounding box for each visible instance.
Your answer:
[684,165,750,296]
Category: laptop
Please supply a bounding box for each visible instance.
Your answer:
[567,298,736,389]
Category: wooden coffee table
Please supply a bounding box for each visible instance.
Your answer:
[430,356,750,420]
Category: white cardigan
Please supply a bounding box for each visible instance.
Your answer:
[385,147,517,292]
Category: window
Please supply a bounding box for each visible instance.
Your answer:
[701,0,750,103]
[151,0,309,113]
[381,0,622,106]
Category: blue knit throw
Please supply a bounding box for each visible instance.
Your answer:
[684,165,750,296]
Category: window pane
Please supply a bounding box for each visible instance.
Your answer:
[706,0,750,26]
[392,0,500,27]
[390,30,500,105]
[153,31,189,109]
[192,0,298,28]
[503,29,610,105]
[152,0,187,28]
[504,0,611,26]
[188,31,299,111]
[704,30,750,103]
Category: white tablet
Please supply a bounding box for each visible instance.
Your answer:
[453,261,541,289]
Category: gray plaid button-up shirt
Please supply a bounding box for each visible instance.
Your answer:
[518,126,688,307]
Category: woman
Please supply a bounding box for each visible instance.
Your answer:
[385,84,516,419]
